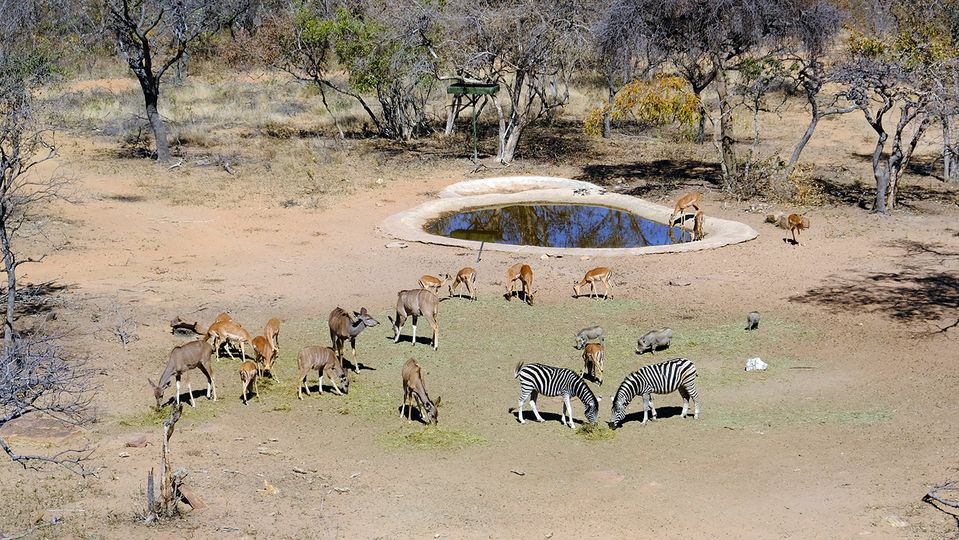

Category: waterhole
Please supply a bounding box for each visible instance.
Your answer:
[423,204,693,249]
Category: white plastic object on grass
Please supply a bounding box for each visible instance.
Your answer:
[745,357,768,371]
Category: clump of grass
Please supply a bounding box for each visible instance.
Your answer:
[117,406,170,428]
[384,427,486,450]
[575,422,616,441]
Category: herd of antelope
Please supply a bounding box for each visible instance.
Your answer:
[150,192,804,428]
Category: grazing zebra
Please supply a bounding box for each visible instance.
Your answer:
[514,362,599,428]
[609,358,700,428]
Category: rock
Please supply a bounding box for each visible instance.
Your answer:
[118,452,130,458]
[385,241,408,249]
[125,434,148,448]
[540,254,550,259]
[579,256,591,261]
[884,515,909,528]
[179,486,207,511]
[745,358,768,371]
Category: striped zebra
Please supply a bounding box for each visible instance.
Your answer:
[514,362,599,428]
[609,358,700,428]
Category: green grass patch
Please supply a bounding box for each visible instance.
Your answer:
[575,422,616,441]
[383,426,486,450]
[116,401,219,428]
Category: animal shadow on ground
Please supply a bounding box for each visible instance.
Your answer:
[619,406,686,426]
[397,405,430,425]
[790,239,959,332]
[507,408,569,425]
[636,344,671,355]
[582,373,604,386]
[504,291,532,304]
[342,359,376,372]
[301,383,348,395]
[388,334,436,347]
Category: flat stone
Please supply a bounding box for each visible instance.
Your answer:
[0,414,82,445]
[125,434,149,448]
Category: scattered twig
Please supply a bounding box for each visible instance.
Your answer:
[168,159,184,170]
[330,487,350,493]
[2,518,62,540]
[510,470,526,476]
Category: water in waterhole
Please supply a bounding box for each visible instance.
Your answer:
[423,204,694,249]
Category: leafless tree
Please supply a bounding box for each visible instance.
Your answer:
[779,0,851,182]
[108,0,218,163]
[591,0,665,138]
[438,0,594,163]
[0,335,95,474]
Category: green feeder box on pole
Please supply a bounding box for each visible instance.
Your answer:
[446,82,500,163]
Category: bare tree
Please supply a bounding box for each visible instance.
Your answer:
[0,336,94,474]
[439,0,594,163]
[591,0,664,138]
[779,0,852,182]
[108,0,217,163]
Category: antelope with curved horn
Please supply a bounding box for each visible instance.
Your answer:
[329,307,379,372]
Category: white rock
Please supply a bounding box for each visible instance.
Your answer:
[385,241,408,249]
[745,357,768,371]
[884,515,909,528]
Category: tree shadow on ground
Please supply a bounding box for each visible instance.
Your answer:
[811,175,957,209]
[4,281,69,318]
[790,239,959,330]
[575,159,722,196]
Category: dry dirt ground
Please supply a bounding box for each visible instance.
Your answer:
[1,75,959,539]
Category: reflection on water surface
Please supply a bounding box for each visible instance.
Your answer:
[424,204,692,248]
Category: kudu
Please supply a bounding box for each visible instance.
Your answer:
[401,358,441,424]
[389,289,440,350]
[149,339,217,408]
[329,307,380,372]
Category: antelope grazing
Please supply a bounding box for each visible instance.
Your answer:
[264,318,281,353]
[693,210,705,241]
[400,358,441,424]
[582,342,605,385]
[787,213,810,244]
[296,346,349,399]
[419,274,452,296]
[148,339,217,408]
[251,335,278,380]
[329,307,380,371]
[669,192,702,228]
[239,360,259,404]
[389,289,440,350]
[204,319,254,362]
[449,267,477,301]
[505,263,535,305]
[573,267,613,299]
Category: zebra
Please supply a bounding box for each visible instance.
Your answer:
[514,362,599,428]
[608,358,700,428]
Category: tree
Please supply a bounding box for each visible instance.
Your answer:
[109,0,217,163]
[0,0,93,473]
[835,1,955,212]
[273,1,439,141]
[439,0,594,163]
[591,0,665,138]
[778,0,850,183]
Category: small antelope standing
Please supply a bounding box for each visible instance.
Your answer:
[582,343,605,385]
[296,346,349,399]
[400,358,441,424]
[449,267,477,301]
[609,358,700,428]
[251,335,278,380]
[389,289,440,350]
[264,318,281,354]
[787,213,810,244]
[573,267,613,299]
[693,210,705,241]
[204,319,254,362]
[419,274,452,296]
[214,312,232,324]
[669,192,702,229]
[329,307,380,371]
[148,340,217,408]
[505,263,535,305]
[239,360,259,404]
[514,362,599,428]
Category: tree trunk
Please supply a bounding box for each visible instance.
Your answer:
[602,85,615,139]
[1,223,15,355]
[887,115,930,210]
[713,64,738,186]
[872,131,889,213]
[784,100,821,181]
[141,81,170,163]
[694,96,707,144]
[943,115,959,182]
